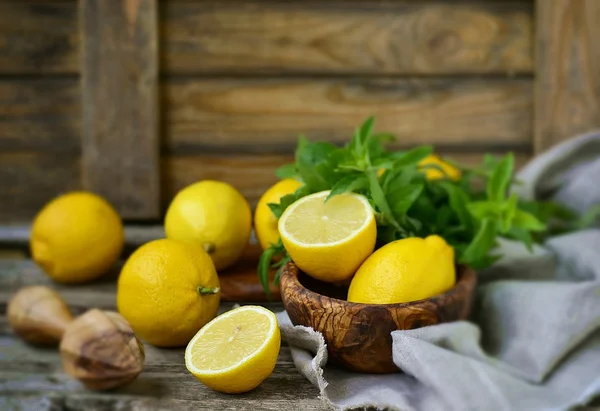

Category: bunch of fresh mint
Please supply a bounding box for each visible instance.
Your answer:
[258,117,591,295]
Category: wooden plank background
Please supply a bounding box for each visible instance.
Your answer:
[5,0,598,224]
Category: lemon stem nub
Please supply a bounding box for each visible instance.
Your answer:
[203,243,216,253]
[198,286,220,296]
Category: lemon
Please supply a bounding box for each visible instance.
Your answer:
[418,154,461,181]
[348,235,456,304]
[30,191,124,284]
[165,180,252,271]
[117,239,220,347]
[278,190,376,283]
[185,305,280,394]
[254,179,303,250]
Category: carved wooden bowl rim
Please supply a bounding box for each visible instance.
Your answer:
[280,262,476,310]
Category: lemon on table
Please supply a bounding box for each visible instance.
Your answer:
[254,178,303,251]
[30,191,124,284]
[278,190,376,283]
[117,239,220,347]
[165,180,252,271]
[348,235,456,304]
[185,305,280,394]
[418,154,461,181]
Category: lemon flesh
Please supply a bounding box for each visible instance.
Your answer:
[185,305,280,394]
[278,191,376,283]
[348,235,456,304]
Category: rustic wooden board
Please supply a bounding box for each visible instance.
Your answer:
[161,0,533,75]
[0,153,80,223]
[0,1,533,75]
[80,0,161,219]
[0,2,78,74]
[0,79,80,153]
[165,78,533,153]
[0,261,322,410]
[535,0,600,153]
[163,152,532,207]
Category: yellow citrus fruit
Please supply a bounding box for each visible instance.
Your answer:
[278,190,376,283]
[165,180,252,271]
[254,179,303,250]
[185,305,280,394]
[117,238,220,347]
[348,235,456,304]
[418,154,461,181]
[30,191,124,284]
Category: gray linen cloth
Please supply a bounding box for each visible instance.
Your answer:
[276,131,600,411]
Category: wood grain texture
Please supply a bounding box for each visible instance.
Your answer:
[280,263,476,373]
[0,1,532,75]
[0,153,80,223]
[0,2,78,74]
[535,0,600,153]
[0,79,80,153]
[162,0,533,75]
[0,264,322,410]
[80,0,160,219]
[163,152,531,207]
[165,78,533,153]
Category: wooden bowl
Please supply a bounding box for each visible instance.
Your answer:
[280,263,477,374]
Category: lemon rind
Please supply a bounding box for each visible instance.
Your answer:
[184,305,278,376]
[278,190,375,248]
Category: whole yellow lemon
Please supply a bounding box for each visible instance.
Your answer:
[418,155,461,181]
[30,191,124,284]
[348,235,456,304]
[117,238,220,347]
[254,179,303,250]
[165,180,252,271]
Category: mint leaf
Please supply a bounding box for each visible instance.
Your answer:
[440,182,473,230]
[461,218,498,268]
[486,153,514,202]
[506,227,534,251]
[296,141,337,191]
[386,184,423,216]
[258,247,277,299]
[275,164,298,179]
[512,209,546,232]
[268,185,311,218]
[389,146,433,168]
[327,174,369,201]
[500,193,518,233]
[467,201,501,220]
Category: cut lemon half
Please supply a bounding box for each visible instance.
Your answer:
[278,190,377,283]
[185,305,280,394]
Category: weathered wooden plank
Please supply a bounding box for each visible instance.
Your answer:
[0,153,80,224]
[0,2,78,74]
[0,1,533,76]
[0,79,80,153]
[80,0,161,219]
[162,0,533,75]
[165,78,533,154]
[163,152,532,207]
[534,0,600,153]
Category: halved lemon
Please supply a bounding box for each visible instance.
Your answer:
[278,190,377,283]
[185,305,280,394]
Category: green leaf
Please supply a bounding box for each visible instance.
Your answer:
[367,170,404,233]
[467,201,501,220]
[258,247,277,298]
[500,193,518,233]
[368,133,396,160]
[349,116,375,160]
[267,185,311,218]
[512,209,546,232]
[273,255,291,285]
[389,146,433,168]
[505,227,534,252]
[436,205,454,231]
[576,204,600,229]
[386,184,423,217]
[486,153,514,202]
[296,141,337,191]
[440,182,473,230]
[275,164,298,179]
[326,174,369,201]
[358,116,375,148]
[461,218,498,268]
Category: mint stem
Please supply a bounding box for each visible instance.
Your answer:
[198,286,220,295]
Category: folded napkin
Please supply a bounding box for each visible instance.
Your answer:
[276,131,600,411]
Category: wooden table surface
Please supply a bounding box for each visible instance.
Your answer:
[0,259,326,411]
